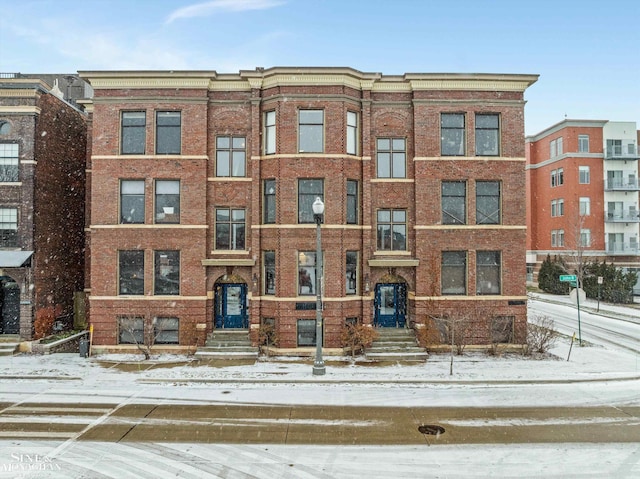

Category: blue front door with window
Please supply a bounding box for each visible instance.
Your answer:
[214,283,248,329]
[374,283,407,327]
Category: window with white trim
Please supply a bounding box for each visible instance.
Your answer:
[0,143,19,182]
[346,111,358,155]
[264,111,276,155]
[216,136,246,177]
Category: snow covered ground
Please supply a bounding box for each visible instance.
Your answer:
[1,296,639,478]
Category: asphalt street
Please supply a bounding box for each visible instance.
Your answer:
[2,401,639,446]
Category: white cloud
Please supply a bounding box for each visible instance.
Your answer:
[166,0,285,24]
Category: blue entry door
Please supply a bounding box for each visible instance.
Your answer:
[374,283,407,327]
[214,284,248,329]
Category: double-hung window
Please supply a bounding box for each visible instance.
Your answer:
[0,207,18,247]
[215,208,245,250]
[346,180,358,224]
[441,251,466,295]
[346,111,358,155]
[346,251,357,295]
[299,110,323,153]
[475,114,500,156]
[118,316,144,344]
[120,180,145,224]
[377,209,406,251]
[441,113,465,156]
[580,229,591,247]
[216,136,246,177]
[442,181,466,225]
[578,135,590,153]
[118,250,144,295]
[476,251,501,295]
[376,138,406,178]
[579,197,591,216]
[298,179,323,224]
[551,168,564,187]
[263,179,276,224]
[154,317,179,344]
[551,199,564,217]
[121,111,146,154]
[264,251,275,295]
[155,180,180,224]
[154,250,180,295]
[476,181,500,225]
[264,111,276,155]
[156,111,181,154]
[0,143,19,182]
[579,166,590,184]
[297,319,316,346]
[298,251,318,296]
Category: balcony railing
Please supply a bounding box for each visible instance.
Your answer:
[605,210,640,222]
[605,144,639,160]
[605,179,640,191]
[606,242,640,255]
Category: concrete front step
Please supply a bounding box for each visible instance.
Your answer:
[366,351,429,361]
[0,344,19,356]
[195,329,259,359]
[194,350,259,359]
[366,328,428,362]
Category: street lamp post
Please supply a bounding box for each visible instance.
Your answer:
[312,197,326,376]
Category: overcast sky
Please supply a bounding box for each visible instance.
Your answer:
[1,0,638,135]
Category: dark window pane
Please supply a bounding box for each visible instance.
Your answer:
[298,179,323,223]
[441,251,466,295]
[119,250,144,295]
[442,181,466,225]
[121,111,146,154]
[156,112,181,154]
[297,319,316,346]
[154,250,180,295]
[264,179,276,224]
[264,251,275,295]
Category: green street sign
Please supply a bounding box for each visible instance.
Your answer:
[559,274,577,282]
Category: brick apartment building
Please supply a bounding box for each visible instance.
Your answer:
[526,120,640,293]
[0,75,87,339]
[79,67,537,354]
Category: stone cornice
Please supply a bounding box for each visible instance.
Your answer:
[0,106,41,115]
[80,69,538,94]
[79,70,214,89]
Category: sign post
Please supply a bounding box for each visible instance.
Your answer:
[560,274,582,346]
[597,276,603,312]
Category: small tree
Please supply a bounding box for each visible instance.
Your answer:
[341,323,378,357]
[538,254,570,294]
[119,316,174,360]
[527,314,558,354]
[258,322,278,357]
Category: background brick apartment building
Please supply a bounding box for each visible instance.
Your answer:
[526,119,640,293]
[80,67,537,354]
[0,75,87,340]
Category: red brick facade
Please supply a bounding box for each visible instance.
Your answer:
[81,68,537,353]
[526,120,640,286]
[0,79,87,339]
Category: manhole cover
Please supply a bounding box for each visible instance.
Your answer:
[418,425,445,435]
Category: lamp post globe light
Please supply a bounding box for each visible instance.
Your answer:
[312,197,326,375]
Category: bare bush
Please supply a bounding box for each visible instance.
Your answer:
[341,323,379,357]
[527,315,558,354]
[119,316,175,360]
[258,322,278,357]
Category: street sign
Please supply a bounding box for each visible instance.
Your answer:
[559,274,577,282]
